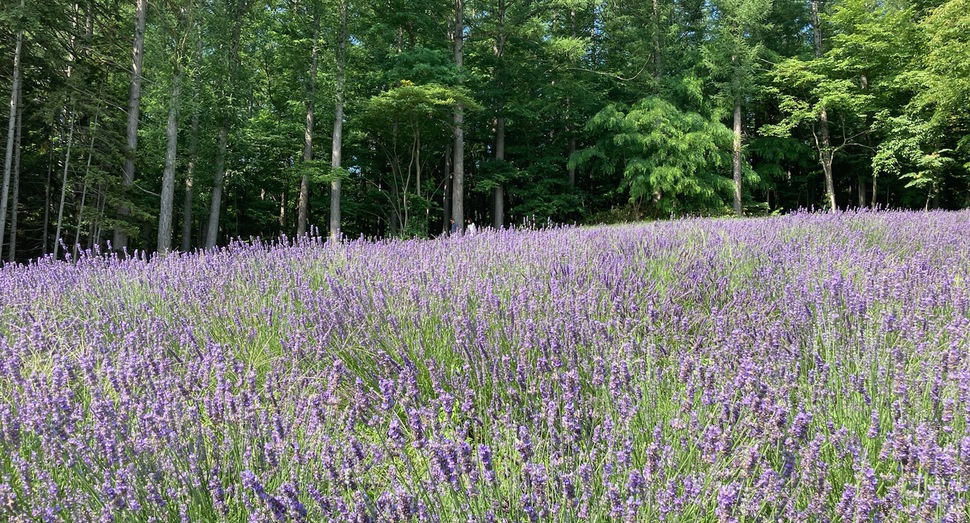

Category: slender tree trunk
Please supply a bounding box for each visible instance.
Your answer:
[568,136,577,189]
[206,2,247,249]
[115,0,147,251]
[819,109,836,212]
[443,141,452,234]
[811,0,836,212]
[871,176,878,208]
[298,4,321,237]
[43,136,54,254]
[205,126,228,248]
[74,112,100,258]
[8,88,22,263]
[330,0,347,240]
[493,115,505,229]
[652,0,662,79]
[732,101,742,216]
[1,0,25,262]
[279,189,287,228]
[54,113,77,260]
[157,71,181,253]
[182,104,199,251]
[451,0,465,229]
[491,4,506,229]
[182,24,203,251]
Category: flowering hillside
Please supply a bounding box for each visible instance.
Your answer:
[1,211,969,522]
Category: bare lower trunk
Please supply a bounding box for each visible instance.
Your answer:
[443,142,452,234]
[8,88,22,262]
[451,0,465,228]
[74,113,100,258]
[820,107,836,212]
[43,139,54,254]
[871,174,878,208]
[54,113,77,260]
[115,0,147,251]
[330,0,347,240]
[493,115,505,229]
[568,136,577,189]
[205,126,228,249]
[1,0,24,262]
[732,102,742,216]
[182,107,199,251]
[157,72,181,253]
[858,173,866,208]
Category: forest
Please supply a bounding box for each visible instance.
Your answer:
[0,0,967,260]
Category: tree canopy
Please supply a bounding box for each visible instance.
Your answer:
[0,0,966,260]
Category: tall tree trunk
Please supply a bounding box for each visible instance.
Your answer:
[182,103,200,251]
[115,0,147,251]
[8,88,22,262]
[819,112,836,212]
[443,141,452,234]
[74,112,100,258]
[451,0,465,229]
[54,112,77,260]
[491,3,506,229]
[1,0,25,262]
[493,115,505,229]
[732,101,742,216]
[157,71,181,253]
[652,0,662,79]
[43,136,54,254]
[298,4,321,237]
[205,126,228,248]
[812,0,836,212]
[330,0,347,241]
[206,1,246,249]
[182,24,203,251]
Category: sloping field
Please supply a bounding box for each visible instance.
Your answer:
[1,211,969,522]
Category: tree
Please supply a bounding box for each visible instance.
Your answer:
[363,81,478,235]
[157,1,193,253]
[451,0,465,229]
[704,0,772,215]
[330,0,348,240]
[1,0,24,261]
[205,0,251,249]
[297,0,320,238]
[572,97,734,215]
[115,0,148,252]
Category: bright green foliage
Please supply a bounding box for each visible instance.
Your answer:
[873,113,956,204]
[573,97,734,215]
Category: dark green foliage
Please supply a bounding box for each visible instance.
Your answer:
[0,0,967,260]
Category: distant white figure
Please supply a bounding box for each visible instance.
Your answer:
[466,219,477,235]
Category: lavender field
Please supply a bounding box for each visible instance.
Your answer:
[2,211,970,522]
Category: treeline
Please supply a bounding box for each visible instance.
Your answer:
[0,0,967,260]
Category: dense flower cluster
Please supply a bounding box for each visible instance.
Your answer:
[1,210,969,522]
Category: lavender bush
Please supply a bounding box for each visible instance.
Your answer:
[1,210,969,522]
